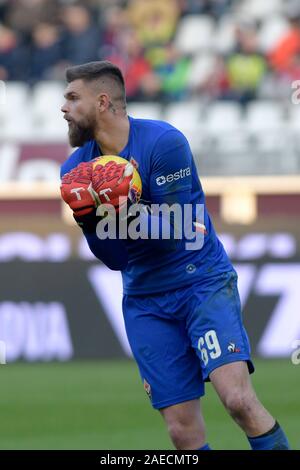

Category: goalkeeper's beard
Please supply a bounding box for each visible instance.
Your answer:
[68,118,96,147]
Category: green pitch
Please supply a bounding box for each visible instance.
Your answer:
[0,359,298,450]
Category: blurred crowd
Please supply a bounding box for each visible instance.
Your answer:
[1,0,300,103]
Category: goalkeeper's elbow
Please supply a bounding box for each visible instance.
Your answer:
[104,258,128,271]
[84,233,129,270]
[90,249,128,271]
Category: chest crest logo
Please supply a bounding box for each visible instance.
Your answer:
[129,157,139,170]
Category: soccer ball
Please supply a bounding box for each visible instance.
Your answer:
[91,155,142,211]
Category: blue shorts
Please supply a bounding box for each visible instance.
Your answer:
[122,270,254,410]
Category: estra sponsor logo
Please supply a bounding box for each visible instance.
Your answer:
[156,167,191,186]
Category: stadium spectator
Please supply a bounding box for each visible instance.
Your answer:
[150,43,192,101]
[0,0,9,22]
[30,22,63,82]
[5,0,59,40]
[127,0,179,46]
[107,29,161,101]
[61,4,101,66]
[0,0,298,105]
[98,5,130,58]
[194,55,230,100]
[269,5,300,72]
[0,24,28,80]
[225,22,266,103]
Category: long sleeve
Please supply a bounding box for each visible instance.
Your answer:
[135,190,191,252]
[61,147,129,271]
[137,129,194,252]
[84,231,128,270]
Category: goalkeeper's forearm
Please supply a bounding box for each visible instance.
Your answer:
[84,231,128,270]
[137,211,178,252]
[133,190,191,253]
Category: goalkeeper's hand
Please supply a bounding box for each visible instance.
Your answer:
[60,162,99,231]
[92,160,133,214]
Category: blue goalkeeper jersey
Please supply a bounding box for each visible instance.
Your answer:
[61,116,232,295]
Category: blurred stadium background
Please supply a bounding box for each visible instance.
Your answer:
[0,0,299,450]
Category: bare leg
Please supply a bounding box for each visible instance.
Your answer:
[159,399,206,449]
[210,361,274,437]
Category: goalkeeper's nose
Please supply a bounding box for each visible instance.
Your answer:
[61,101,70,115]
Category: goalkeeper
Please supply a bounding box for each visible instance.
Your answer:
[60,61,289,450]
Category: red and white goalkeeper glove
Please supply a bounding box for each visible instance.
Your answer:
[60,162,99,229]
[92,159,133,213]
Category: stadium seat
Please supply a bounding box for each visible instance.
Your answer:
[175,15,215,54]
[32,115,68,141]
[163,101,202,130]
[1,110,35,141]
[245,101,288,159]
[258,15,290,53]
[4,82,29,109]
[127,102,162,120]
[32,82,65,119]
[245,101,285,132]
[163,101,204,151]
[205,102,242,134]
[201,103,247,164]
[31,82,67,141]
[0,82,30,126]
[188,53,218,88]
[288,104,300,130]
[214,16,236,55]
[239,0,284,21]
